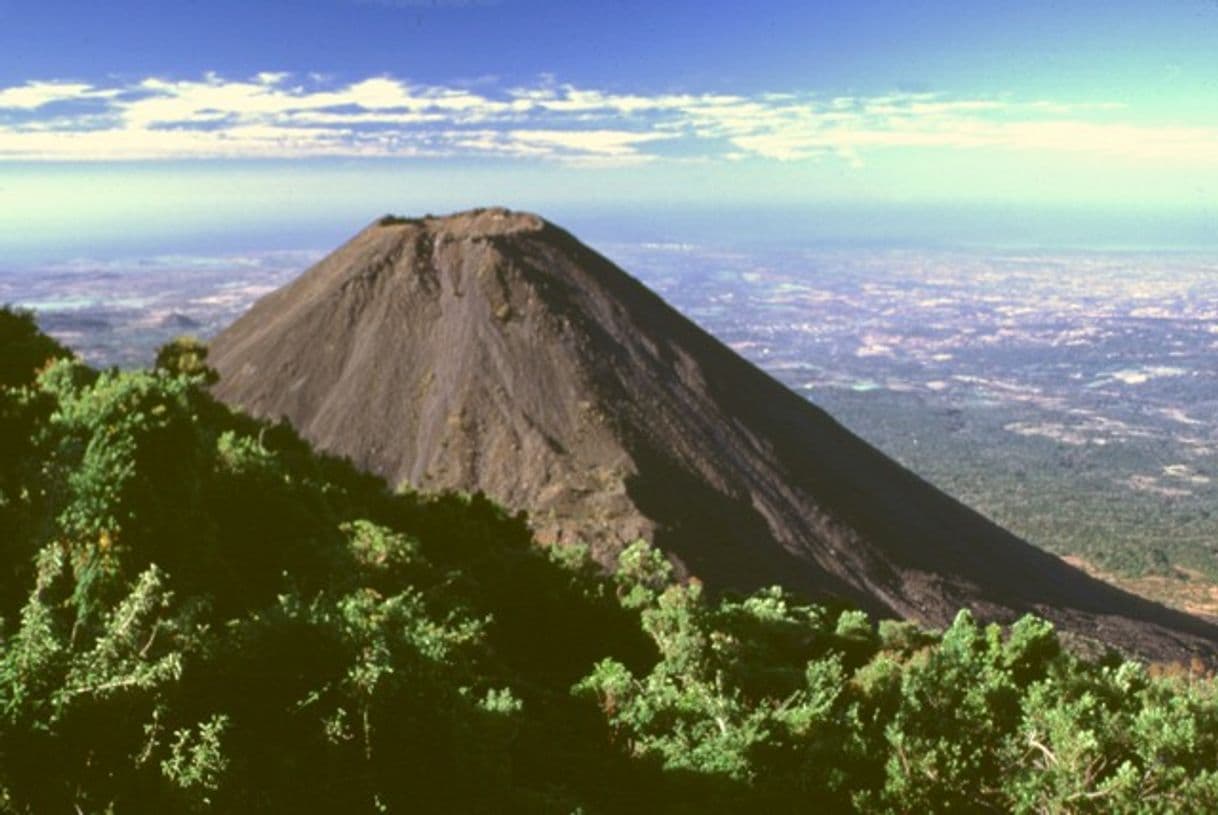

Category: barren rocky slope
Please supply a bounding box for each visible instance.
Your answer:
[211,208,1218,661]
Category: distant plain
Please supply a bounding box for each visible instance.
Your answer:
[5,237,1216,614]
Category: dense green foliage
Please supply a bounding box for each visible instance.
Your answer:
[3,307,1218,813]
[813,388,1218,584]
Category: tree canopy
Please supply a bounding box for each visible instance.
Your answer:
[2,306,1218,813]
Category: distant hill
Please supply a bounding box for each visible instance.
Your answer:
[211,207,1218,662]
[159,311,201,330]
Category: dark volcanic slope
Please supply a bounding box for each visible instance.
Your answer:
[210,208,1218,662]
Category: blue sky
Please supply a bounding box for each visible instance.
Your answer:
[2,0,1217,258]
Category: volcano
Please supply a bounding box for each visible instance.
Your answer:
[210,208,1218,661]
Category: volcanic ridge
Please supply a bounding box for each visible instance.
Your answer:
[210,207,1218,662]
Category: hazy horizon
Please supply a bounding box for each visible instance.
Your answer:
[5,199,1217,267]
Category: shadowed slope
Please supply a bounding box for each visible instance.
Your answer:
[210,208,1218,662]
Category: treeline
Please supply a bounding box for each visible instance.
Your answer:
[2,306,1218,813]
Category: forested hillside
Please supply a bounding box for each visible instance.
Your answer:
[3,306,1218,813]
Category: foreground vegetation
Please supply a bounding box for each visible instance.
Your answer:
[3,307,1218,813]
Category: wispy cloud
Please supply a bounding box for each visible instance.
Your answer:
[0,72,1214,165]
[0,81,117,110]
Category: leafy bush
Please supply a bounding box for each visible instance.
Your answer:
[2,318,1218,813]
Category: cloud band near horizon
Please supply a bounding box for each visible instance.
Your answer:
[1,72,1216,167]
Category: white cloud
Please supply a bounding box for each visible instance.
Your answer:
[506,128,674,156]
[0,72,1215,167]
[0,81,114,110]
